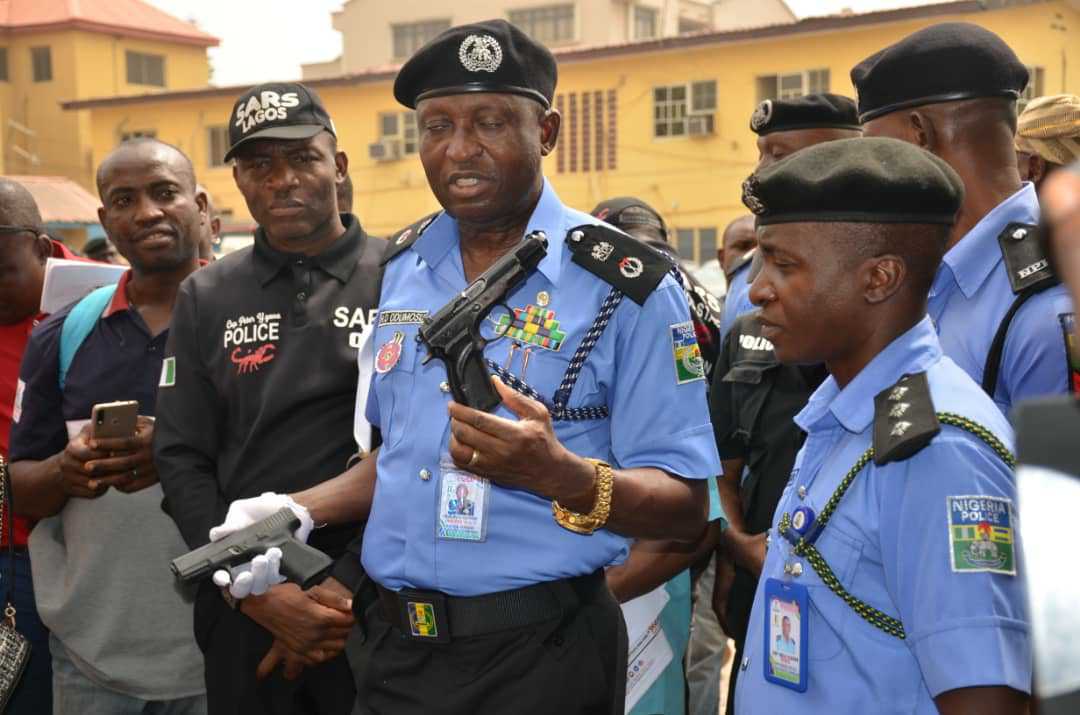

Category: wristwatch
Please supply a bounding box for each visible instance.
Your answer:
[552,459,614,535]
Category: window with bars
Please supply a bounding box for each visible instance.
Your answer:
[654,81,716,137]
[0,49,8,81]
[756,69,830,102]
[675,227,718,265]
[555,89,617,173]
[508,4,574,44]
[31,47,51,82]
[208,126,229,166]
[378,111,419,154]
[634,5,659,39]
[126,51,165,87]
[392,19,451,59]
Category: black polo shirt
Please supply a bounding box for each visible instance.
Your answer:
[154,215,383,559]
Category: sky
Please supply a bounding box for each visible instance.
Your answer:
[145,0,942,88]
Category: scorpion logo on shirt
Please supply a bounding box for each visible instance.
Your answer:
[231,343,276,375]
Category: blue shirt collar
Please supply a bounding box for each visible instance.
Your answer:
[795,316,942,435]
[940,183,1039,299]
[411,178,567,286]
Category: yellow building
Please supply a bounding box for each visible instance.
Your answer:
[0,0,217,194]
[64,0,1080,263]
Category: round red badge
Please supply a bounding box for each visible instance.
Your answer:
[376,332,405,373]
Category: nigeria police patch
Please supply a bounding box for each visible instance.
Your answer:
[670,321,705,384]
[946,495,1016,575]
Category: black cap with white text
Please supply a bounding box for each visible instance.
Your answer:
[223,82,336,162]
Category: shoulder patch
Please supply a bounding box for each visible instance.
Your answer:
[565,223,674,305]
[380,211,441,265]
[872,372,941,465]
[997,222,1056,294]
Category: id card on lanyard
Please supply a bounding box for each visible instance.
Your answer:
[763,577,809,692]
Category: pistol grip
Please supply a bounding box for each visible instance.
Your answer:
[453,341,501,412]
[277,540,334,590]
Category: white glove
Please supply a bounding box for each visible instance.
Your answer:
[208,492,314,599]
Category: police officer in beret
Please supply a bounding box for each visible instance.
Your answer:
[733,137,1030,714]
[591,197,724,380]
[853,22,1074,413]
[205,20,720,715]
[720,93,861,339]
[154,82,382,714]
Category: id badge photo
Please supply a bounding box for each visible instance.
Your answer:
[763,577,809,692]
[436,461,491,542]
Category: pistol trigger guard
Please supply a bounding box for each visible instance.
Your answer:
[489,301,515,344]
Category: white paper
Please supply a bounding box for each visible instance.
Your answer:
[40,257,125,315]
[624,619,675,713]
[1019,464,1080,698]
[620,584,669,645]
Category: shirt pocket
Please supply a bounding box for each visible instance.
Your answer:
[372,327,419,450]
[806,524,864,662]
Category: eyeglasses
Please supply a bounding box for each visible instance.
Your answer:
[0,225,41,237]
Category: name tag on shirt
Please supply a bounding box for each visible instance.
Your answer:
[763,578,808,692]
[436,464,490,542]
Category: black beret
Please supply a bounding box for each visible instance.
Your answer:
[591,197,668,239]
[750,93,861,135]
[851,22,1028,123]
[741,136,964,226]
[394,19,557,109]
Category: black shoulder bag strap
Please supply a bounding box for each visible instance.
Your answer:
[981,281,1058,397]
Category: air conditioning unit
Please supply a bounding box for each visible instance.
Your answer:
[687,114,714,136]
[368,138,403,162]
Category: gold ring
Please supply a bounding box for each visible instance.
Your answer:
[467,449,480,468]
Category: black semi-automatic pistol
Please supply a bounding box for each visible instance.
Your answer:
[170,508,332,590]
[417,231,548,412]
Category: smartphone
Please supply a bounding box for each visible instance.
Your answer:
[90,400,139,440]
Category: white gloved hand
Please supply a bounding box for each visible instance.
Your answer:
[208,492,314,600]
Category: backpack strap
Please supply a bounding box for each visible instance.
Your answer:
[59,285,117,391]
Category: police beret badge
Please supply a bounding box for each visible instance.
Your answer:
[741,175,766,216]
[459,34,502,73]
[750,100,773,132]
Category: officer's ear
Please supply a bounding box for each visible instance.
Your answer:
[908,110,937,152]
[539,107,561,157]
[862,254,906,305]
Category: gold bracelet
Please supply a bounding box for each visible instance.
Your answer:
[552,459,614,535]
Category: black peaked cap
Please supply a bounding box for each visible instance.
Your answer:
[851,22,1028,123]
[750,93,861,135]
[741,136,964,226]
[394,19,557,109]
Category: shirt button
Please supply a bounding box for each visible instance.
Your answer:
[797,485,807,500]
[297,291,307,302]
[439,381,450,394]
[740,656,749,671]
[791,562,804,577]
[419,468,432,481]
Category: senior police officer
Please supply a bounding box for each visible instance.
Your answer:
[854,22,1074,411]
[153,83,382,714]
[207,20,720,715]
[720,93,861,339]
[733,137,1030,714]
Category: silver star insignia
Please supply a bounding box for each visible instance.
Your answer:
[889,403,910,419]
[888,386,909,402]
[891,421,912,437]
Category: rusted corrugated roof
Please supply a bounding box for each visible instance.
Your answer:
[0,0,218,47]
[6,175,101,224]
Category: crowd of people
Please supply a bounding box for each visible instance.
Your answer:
[1,14,1079,715]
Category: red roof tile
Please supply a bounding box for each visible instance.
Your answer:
[0,0,218,46]
[6,175,101,224]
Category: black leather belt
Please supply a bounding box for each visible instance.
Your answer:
[376,570,605,644]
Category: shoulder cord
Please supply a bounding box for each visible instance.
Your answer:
[777,413,1016,640]
[485,286,624,421]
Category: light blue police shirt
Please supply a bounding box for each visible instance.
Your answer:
[361,180,721,596]
[735,317,1030,714]
[720,260,754,340]
[928,183,1073,415]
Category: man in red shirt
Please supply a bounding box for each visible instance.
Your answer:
[0,177,79,713]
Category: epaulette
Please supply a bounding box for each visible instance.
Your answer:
[380,211,441,265]
[997,222,1055,294]
[729,247,757,277]
[565,223,674,305]
[872,372,941,466]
